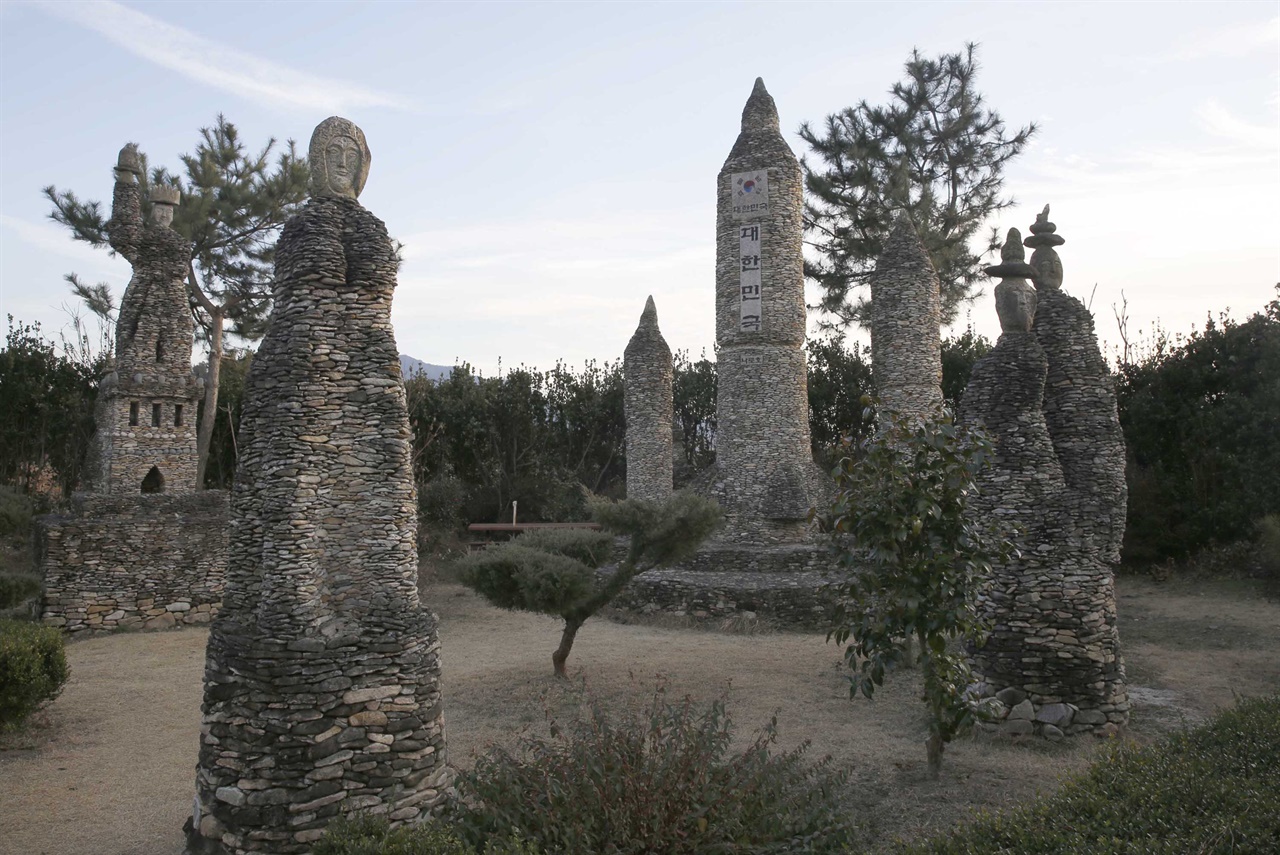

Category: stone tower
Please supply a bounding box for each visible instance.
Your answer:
[85,144,201,495]
[959,212,1128,737]
[870,215,943,420]
[188,118,450,854]
[624,296,673,502]
[706,77,824,545]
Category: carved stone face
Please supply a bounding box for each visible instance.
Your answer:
[995,280,1037,332]
[1031,250,1063,291]
[323,135,362,198]
[308,117,371,199]
[151,204,175,229]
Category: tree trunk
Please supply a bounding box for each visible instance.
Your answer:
[195,309,223,488]
[552,618,583,678]
[926,733,943,780]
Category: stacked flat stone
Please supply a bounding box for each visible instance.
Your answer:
[705,77,826,545]
[624,296,673,502]
[188,118,450,854]
[870,215,944,420]
[84,146,202,494]
[960,213,1128,738]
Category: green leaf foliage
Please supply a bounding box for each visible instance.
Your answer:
[800,44,1036,329]
[0,574,40,611]
[819,403,1014,776]
[0,619,70,731]
[591,491,722,571]
[902,694,1280,854]
[452,684,858,854]
[459,543,597,616]
[316,815,539,855]
[1117,289,1280,566]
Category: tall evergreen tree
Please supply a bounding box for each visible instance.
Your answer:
[800,44,1036,329]
[44,115,309,486]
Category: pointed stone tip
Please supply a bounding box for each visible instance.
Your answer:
[877,211,935,274]
[640,295,658,326]
[1000,228,1026,262]
[741,77,779,133]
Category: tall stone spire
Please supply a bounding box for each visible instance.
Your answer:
[709,77,823,545]
[624,296,673,503]
[869,213,943,420]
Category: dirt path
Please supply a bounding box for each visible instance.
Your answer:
[2,575,1277,855]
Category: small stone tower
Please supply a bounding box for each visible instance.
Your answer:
[85,145,201,494]
[708,78,824,544]
[870,215,943,420]
[624,296,673,502]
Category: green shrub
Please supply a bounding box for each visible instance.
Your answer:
[0,573,40,609]
[452,685,858,854]
[0,618,69,730]
[902,694,1280,854]
[0,485,34,542]
[315,815,538,855]
[514,527,614,568]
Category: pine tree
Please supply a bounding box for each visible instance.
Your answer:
[800,44,1036,329]
[44,115,309,486]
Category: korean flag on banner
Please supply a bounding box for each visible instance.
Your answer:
[730,170,769,221]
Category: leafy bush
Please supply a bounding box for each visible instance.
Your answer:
[0,484,34,542]
[515,527,615,568]
[316,815,537,855]
[0,618,69,730]
[0,573,40,610]
[452,684,858,854]
[901,694,1280,854]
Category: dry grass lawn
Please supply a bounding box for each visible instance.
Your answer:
[2,572,1277,855]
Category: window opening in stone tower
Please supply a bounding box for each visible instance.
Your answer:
[129,402,139,426]
[156,337,164,363]
[141,465,164,494]
[175,404,183,427]
[152,403,162,427]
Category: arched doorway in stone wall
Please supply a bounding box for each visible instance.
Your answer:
[141,466,165,494]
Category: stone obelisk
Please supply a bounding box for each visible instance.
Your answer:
[870,214,943,421]
[709,78,822,545]
[624,296,673,502]
[187,118,450,854]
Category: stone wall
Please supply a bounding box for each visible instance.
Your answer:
[624,296,673,502]
[37,492,228,633]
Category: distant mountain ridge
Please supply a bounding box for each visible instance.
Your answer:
[399,355,453,381]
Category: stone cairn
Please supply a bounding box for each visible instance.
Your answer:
[84,143,202,494]
[612,80,834,628]
[869,214,944,420]
[39,143,226,635]
[959,210,1129,739]
[187,118,450,854]
[624,296,674,502]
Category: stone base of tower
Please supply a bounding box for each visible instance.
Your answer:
[187,612,453,854]
[37,491,228,634]
[609,542,850,630]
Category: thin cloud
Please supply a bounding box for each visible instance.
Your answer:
[1196,100,1280,149]
[32,0,412,113]
[1162,15,1279,61]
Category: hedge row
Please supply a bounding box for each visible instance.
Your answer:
[0,618,69,730]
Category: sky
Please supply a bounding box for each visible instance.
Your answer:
[1,0,1277,375]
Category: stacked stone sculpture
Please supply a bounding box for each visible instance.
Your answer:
[84,143,202,494]
[187,118,450,854]
[870,214,944,420]
[39,143,227,635]
[960,210,1128,738]
[624,296,674,502]
[613,80,836,628]
[704,77,826,544]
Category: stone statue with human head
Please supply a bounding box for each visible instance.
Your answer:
[307,115,371,199]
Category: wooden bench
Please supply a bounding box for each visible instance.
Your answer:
[466,522,603,550]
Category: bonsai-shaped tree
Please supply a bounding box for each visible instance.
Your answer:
[460,491,721,677]
[819,400,1015,777]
